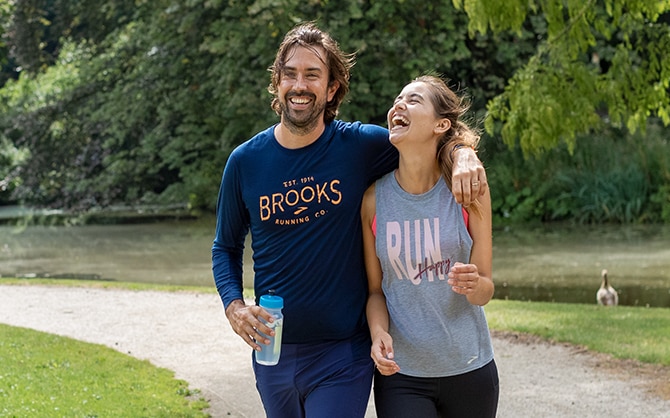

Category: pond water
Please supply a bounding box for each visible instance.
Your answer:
[1,217,669,307]
[492,224,670,307]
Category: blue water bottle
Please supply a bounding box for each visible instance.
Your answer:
[255,291,284,366]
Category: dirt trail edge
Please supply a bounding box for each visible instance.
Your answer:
[1,285,668,418]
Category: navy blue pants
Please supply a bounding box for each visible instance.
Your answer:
[253,330,374,418]
[373,360,499,418]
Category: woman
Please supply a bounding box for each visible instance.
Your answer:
[361,75,498,417]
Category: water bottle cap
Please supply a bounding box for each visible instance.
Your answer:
[259,293,283,309]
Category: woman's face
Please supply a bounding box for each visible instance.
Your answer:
[387,82,447,146]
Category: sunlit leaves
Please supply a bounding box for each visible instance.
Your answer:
[453,0,530,36]
[456,0,670,154]
[0,0,538,209]
[488,56,603,156]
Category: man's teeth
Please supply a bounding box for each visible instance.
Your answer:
[291,97,310,104]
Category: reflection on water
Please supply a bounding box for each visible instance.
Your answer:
[1,218,669,307]
[492,224,670,307]
[494,284,670,307]
[0,216,237,287]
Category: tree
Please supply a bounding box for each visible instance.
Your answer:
[453,0,670,155]
[0,0,17,86]
[2,0,537,211]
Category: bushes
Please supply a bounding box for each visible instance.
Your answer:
[0,0,534,212]
[0,0,667,224]
[486,122,670,224]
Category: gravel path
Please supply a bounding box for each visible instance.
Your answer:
[1,284,668,417]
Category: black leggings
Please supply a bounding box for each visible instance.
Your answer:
[373,360,499,418]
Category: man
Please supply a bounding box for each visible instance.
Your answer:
[212,22,487,418]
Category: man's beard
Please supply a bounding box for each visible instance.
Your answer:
[280,92,327,136]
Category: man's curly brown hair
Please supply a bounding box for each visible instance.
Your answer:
[268,22,355,124]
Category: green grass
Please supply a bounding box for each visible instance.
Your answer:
[485,299,670,365]
[0,324,208,417]
[1,278,668,417]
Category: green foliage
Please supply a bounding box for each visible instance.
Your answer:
[485,143,550,223]
[486,57,603,155]
[552,165,648,224]
[456,0,670,155]
[0,0,667,225]
[651,184,670,222]
[4,0,52,72]
[1,1,227,210]
[486,122,670,224]
[0,324,208,416]
[0,0,531,211]
[4,0,140,74]
[0,0,16,86]
[0,136,27,204]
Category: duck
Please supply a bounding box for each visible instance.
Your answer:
[596,269,619,306]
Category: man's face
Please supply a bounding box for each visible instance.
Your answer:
[277,45,338,134]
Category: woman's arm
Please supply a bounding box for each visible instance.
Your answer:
[361,184,400,375]
[448,188,495,306]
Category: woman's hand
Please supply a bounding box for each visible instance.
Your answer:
[371,332,401,376]
[448,262,495,306]
[447,262,481,295]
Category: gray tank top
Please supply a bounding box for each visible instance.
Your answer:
[375,171,494,377]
